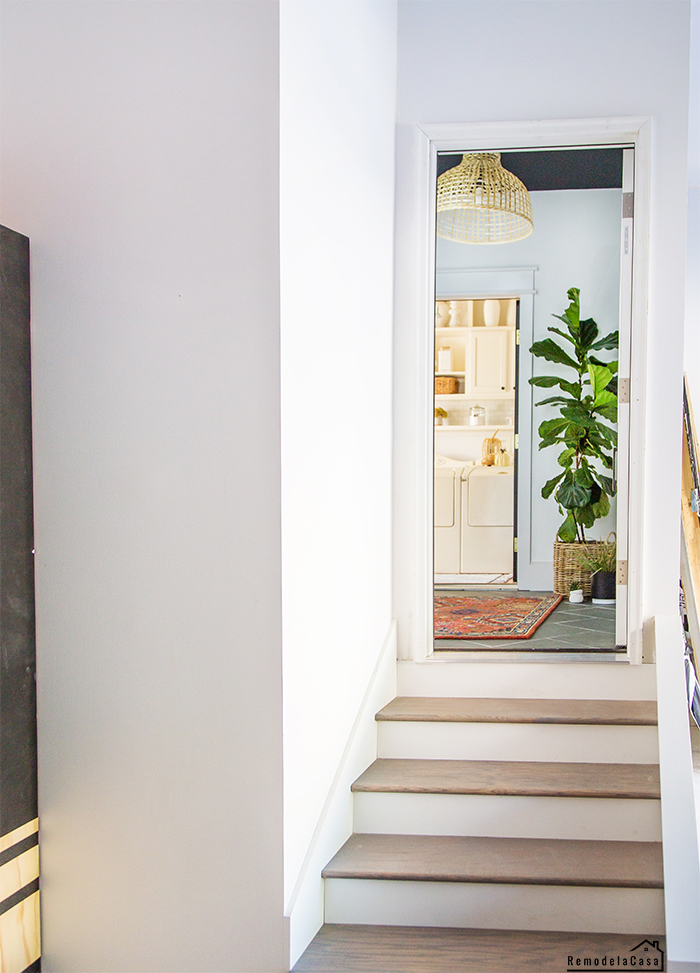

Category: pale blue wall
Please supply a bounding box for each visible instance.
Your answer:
[437,187,622,573]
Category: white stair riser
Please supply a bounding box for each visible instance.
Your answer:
[397,661,657,700]
[324,878,665,935]
[376,721,659,763]
[353,792,662,842]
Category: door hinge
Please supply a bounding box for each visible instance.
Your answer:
[514,536,518,553]
[618,377,630,404]
[516,329,520,345]
[616,560,628,585]
[622,192,634,219]
[514,433,519,450]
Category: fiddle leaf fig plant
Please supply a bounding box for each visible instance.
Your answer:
[529,287,619,544]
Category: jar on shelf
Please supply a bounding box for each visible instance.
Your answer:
[482,432,502,466]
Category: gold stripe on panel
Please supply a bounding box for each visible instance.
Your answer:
[0,847,39,905]
[0,890,40,973]
[0,820,39,854]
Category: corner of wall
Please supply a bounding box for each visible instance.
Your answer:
[285,620,397,969]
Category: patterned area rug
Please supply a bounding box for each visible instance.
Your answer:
[434,593,563,639]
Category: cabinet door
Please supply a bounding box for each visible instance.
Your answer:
[466,329,509,395]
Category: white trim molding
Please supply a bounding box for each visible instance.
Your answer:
[393,117,651,663]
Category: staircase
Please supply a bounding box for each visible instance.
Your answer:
[293,662,664,972]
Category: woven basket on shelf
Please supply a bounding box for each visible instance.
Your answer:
[552,541,604,596]
[435,376,459,395]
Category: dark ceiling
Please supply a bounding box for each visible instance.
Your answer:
[436,148,624,191]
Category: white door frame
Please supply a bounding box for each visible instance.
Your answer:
[392,117,651,664]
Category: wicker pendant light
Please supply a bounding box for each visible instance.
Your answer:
[437,152,534,244]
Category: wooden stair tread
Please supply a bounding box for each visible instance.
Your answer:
[292,925,666,973]
[351,758,660,799]
[376,696,658,726]
[321,833,663,888]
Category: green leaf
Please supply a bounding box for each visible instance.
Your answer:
[561,403,596,428]
[538,417,569,440]
[595,402,618,423]
[563,423,587,446]
[556,470,592,509]
[551,288,581,337]
[529,375,564,388]
[573,465,594,488]
[529,376,582,397]
[590,490,611,519]
[588,363,613,400]
[593,389,617,409]
[547,326,576,345]
[590,356,618,374]
[542,472,565,499]
[602,375,618,397]
[557,512,578,542]
[597,474,615,496]
[557,448,575,468]
[529,338,580,371]
[534,395,576,408]
[591,331,619,351]
[579,318,599,349]
[593,422,617,443]
[560,380,582,397]
[576,504,597,529]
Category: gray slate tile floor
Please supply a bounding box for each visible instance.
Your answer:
[434,590,621,653]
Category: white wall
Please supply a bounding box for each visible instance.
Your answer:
[685,0,700,407]
[0,3,286,971]
[437,188,621,586]
[395,0,690,652]
[279,0,397,963]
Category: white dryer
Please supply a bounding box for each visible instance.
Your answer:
[461,466,514,574]
[434,454,472,574]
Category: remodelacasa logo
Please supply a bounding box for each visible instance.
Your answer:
[567,939,664,969]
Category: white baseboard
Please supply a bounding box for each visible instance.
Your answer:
[285,620,397,969]
[518,560,555,591]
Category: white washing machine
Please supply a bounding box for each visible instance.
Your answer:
[461,466,514,574]
[434,454,473,574]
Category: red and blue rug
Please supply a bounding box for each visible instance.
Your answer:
[434,593,563,639]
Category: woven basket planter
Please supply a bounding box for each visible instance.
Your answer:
[552,541,604,596]
[435,376,459,395]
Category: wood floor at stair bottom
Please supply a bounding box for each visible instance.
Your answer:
[376,696,658,725]
[292,925,666,973]
[351,758,660,799]
[322,833,663,888]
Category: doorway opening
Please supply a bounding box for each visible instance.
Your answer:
[432,146,632,658]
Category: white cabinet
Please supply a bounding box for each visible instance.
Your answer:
[434,325,516,401]
[466,328,512,396]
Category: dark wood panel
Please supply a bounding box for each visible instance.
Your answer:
[376,696,658,726]
[0,225,37,840]
[351,759,660,799]
[322,833,663,888]
[293,924,665,973]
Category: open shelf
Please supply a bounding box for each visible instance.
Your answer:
[435,424,511,432]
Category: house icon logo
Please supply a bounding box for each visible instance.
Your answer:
[630,940,664,967]
[566,937,664,969]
